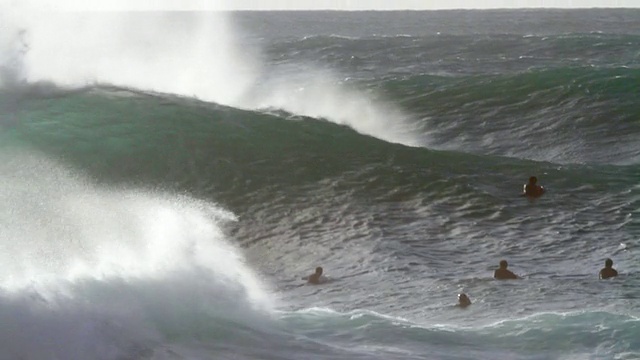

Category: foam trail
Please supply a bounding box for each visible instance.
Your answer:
[0,2,421,146]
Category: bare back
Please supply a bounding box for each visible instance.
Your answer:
[494,268,518,280]
[599,268,618,279]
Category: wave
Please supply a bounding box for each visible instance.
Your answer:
[0,152,275,359]
[1,84,638,213]
[0,9,420,147]
[2,8,639,164]
[388,66,640,165]
[279,307,640,359]
[3,86,635,277]
[1,10,639,359]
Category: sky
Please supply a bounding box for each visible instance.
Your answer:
[15,0,640,11]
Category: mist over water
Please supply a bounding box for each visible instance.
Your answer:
[0,150,271,299]
[0,5,420,146]
[0,152,277,358]
[0,9,255,103]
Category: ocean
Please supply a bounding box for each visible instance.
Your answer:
[0,8,639,360]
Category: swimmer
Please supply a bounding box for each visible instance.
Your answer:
[599,258,618,280]
[302,266,327,285]
[522,176,545,198]
[457,293,472,308]
[494,260,519,280]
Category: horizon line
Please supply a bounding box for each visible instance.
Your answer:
[29,7,640,12]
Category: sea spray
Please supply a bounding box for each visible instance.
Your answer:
[0,3,420,146]
[0,151,275,358]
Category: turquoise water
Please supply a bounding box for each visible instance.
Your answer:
[1,9,639,360]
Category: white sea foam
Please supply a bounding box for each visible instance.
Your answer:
[0,1,420,147]
[0,151,274,358]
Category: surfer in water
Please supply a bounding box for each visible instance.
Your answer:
[522,176,545,198]
[303,266,328,284]
[494,260,520,280]
[599,258,618,279]
[457,293,472,308]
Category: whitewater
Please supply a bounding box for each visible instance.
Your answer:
[1,6,639,360]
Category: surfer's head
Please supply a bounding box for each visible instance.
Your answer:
[529,176,537,184]
[458,293,471,308]
[499,260,508,269]
[605,258,613,268]
[315,266,323,275]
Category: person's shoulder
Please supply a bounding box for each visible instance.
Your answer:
[505,270,519,278]
[599,268,618,279]
[494,269,519,279]
[306,275,330,285]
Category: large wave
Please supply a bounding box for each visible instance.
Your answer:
[0,5,420,147]
[0,152,274,359]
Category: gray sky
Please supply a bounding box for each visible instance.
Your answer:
[25,0,640,11]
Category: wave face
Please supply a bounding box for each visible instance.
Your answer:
[1,8,639,360]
